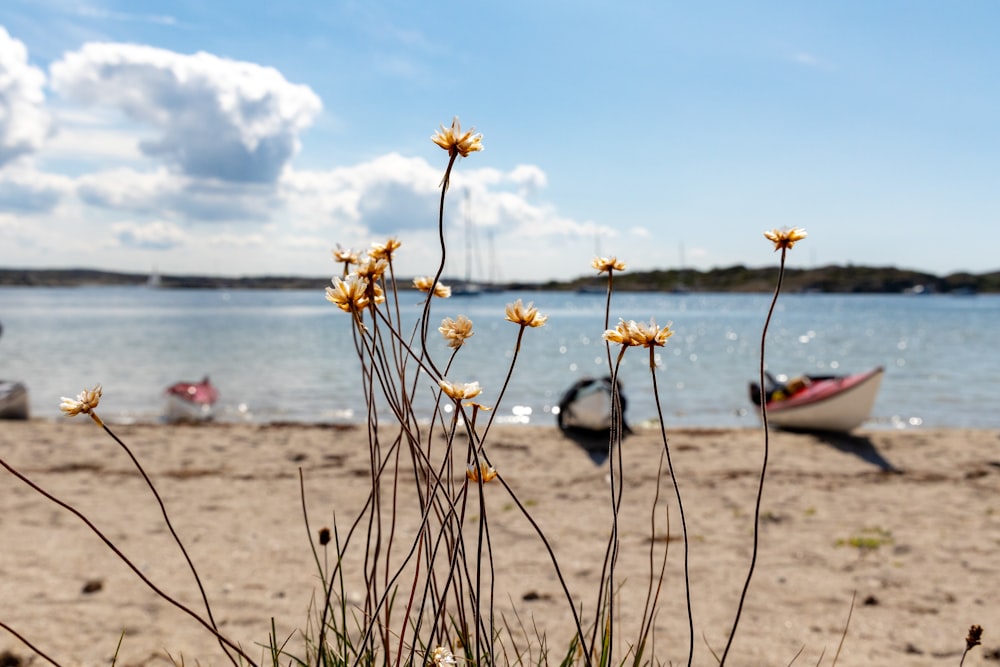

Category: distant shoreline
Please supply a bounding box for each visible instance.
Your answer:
[1,265,998,293]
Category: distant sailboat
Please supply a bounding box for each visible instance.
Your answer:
[452,189,483,296]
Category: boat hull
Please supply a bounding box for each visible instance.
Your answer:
[0,381,29,420]
[164,378,218,423]
[752,367,884,433]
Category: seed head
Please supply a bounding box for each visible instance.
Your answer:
[966,624,983,650]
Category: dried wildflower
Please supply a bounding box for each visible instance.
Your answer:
[428,646,457,667]
[332,246,359,265]
[414,276,451,298]
[763,227,807,251]
[630,319,673,348]
[369,238,401,261]
[355,256,388,282]
[966,624,983,650]
[318,528,331,546]
[439,380,482,401]
[326,275,371,312]
[431,116,484,158]
[603,319,673,348]
[466,462,498,483]
[505,299,548,328]
[592,256,626,273]
[60,384,102,416]
[602,320,632,346]
[60,385,104,426]
[439,315,474,349]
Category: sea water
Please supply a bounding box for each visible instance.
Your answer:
[0,286,996,429]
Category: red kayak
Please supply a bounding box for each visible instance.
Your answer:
[749,367,884,433]
[164,376,219,422]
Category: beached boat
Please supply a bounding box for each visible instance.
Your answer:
[556,376,630,435]
[164,376,219,422]
[0,380,29,420]
[749,366,884,433]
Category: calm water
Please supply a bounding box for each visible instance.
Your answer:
[1,286,997,429]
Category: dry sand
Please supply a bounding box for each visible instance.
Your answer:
[1,419,999,666]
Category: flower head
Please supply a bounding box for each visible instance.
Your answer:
[439,315,474,349]
[369,238,401,261]
[505,299,548,328]
[414,276,451,298]
[439,380,482,401]
[326,275,372,313]
[332,246,359,266]
[466,462,498,483]
[431,116,484,158]
[603,319,673,348]
[355,256,388,282]
[429,646,457,667]
[592,256,626,273]
[60,385,104,425]
[60,384,102,416]
[763,227,807,251]
[631,319,673,347]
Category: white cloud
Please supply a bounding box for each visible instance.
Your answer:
[76,167,280,221]
[49,42,323,183]
[0,26,52,167]
[0,166,73,213]
[112,220,188,250]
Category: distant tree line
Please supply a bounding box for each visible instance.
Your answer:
[1,265,998,293]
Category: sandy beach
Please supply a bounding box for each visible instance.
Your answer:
[1,420,998,666]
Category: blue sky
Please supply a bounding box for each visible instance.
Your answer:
[0,1,997,282]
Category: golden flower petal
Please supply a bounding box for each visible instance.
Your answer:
[431,116,484,158]
[764,227,808,251]
[504,299,548,328]
[592,256,626,273]
[60,384,103,416]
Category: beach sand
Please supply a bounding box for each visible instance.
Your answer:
[1,420,999,666]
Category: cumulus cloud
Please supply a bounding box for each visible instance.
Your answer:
[281,153,601,245]
[0,168,72,213]
[0,27,52,167]
[77,167,280,221]
[49,43,322,183]
[112,220,188,250]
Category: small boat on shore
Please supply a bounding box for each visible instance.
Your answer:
[0,380,29,420]
[164,376,218,422]
[749,366,884,433]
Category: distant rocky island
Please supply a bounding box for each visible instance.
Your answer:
[1,265,997,294]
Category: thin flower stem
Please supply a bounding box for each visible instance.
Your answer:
[480,325,527,442]
[649,347,694,667]
[99,423,236,667]
[718,247,788,665]
[0,621,65,667]
[0,456,256,666]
